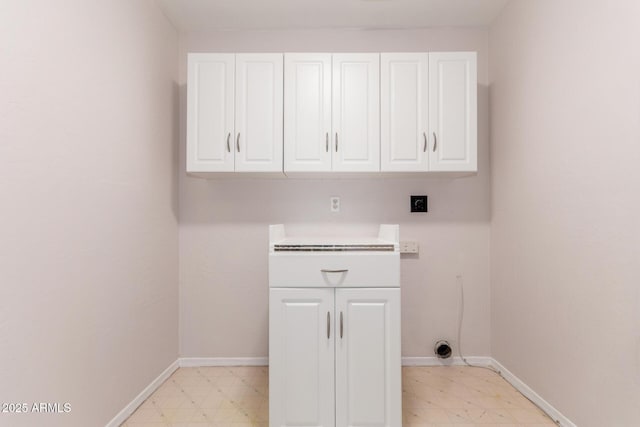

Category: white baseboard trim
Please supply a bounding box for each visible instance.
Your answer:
[402,356,493,366]
[490,359,576,427]
[105,359,178,427]
[179,357,268,367]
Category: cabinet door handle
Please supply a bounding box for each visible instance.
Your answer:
[226,133,231,152]
[327,311,331,339]
[335,133,338,152]
[423,132,427,152]
[433,132,437,152]
[340,311,343,339]
[326,132,329,152]
[236,133,241,152]
[321,269,348,273]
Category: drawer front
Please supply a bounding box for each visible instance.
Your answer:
[269,252,400,287]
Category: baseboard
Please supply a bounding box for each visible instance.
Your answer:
[179,357,269,367]
[402,356,493,366]
[105,359,179,427]
[490,359,576,427]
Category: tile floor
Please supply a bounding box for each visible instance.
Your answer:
[121,366,556,427]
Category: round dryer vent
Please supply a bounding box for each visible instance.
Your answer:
[434,340,452,359]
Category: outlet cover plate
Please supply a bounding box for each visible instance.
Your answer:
[330,196,340,212]
[411,195,428,212]
[400,241,419,254]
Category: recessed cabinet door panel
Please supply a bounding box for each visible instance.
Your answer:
[332,54,380,172]
[186,53,235,172]
[269,288,335,427]
[335,288,401,427]
[284,54,332,172]
[381,53,429,172]
[235,54,283,172]
[428,52,477,172]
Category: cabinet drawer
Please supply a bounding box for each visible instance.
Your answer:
[269,252,399,288]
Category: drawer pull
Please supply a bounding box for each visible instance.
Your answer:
[321,269,349,273]
[340,311,343,339]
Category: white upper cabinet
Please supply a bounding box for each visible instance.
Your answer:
[187,53,283,174]
[380,53,429,172]
[382,51,477,173]
[332,54,380,172]
[428,52,477,172]
[187,53,235,172]
[285,53,380,173]
[189,51,477,176]
[235,54,283,172]
[284,54,332,172]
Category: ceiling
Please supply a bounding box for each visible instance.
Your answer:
[157,0,510,32]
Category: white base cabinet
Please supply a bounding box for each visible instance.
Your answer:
[269,288,335,427]
[269,287,401,427]
[335,288,401,427]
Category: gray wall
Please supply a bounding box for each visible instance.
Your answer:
[490,1,640,425]
[0,1,179,425]
[178,28,492,359]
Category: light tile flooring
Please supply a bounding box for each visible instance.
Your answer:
[121,366,556,427]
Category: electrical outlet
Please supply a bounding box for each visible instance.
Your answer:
[330,196,340,212]
[410,195,428,212]
[400,241,419,254]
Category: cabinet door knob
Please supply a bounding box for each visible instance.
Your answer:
[433,132,437,152]
[236,133,241,152]
[226,133,231,152]
[423,132,427,152]
[327,311,331,339]
[340,311,343,339]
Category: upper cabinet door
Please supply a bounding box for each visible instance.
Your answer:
[335,288,401,427]
[235,54,284,172]
[284,54,332,172]
[428,52,477,172]
[186,53,235,172]
[332,54,380,172]
[381,53,429,172]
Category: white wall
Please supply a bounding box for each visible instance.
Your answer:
[178,29,491,359]
[490,1,640,425]
[0,1,179,426]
